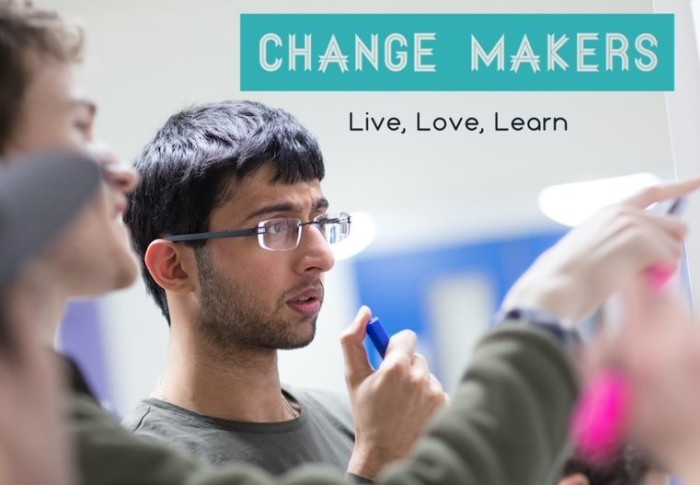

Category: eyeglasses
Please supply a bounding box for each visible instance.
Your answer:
[165,212,352,251]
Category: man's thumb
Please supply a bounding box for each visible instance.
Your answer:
[340,306,374,389]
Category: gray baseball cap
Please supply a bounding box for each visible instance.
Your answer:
[0,151,100,290]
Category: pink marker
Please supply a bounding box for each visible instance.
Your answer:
[647,195,685,293]
[570,370,630,464]
[647,264,677,293]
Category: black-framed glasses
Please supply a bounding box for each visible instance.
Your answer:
[165,212,351,251]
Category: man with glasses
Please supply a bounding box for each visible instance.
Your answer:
[122,99,448,477]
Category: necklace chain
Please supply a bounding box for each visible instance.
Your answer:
[156,376,299,419]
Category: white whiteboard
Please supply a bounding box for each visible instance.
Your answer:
[654,0,700,306]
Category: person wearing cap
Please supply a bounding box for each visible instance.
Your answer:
[0,152,100,485]
[2,2,700,485]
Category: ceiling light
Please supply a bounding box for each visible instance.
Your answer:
[539,172,662,227]
[332,211,377,261]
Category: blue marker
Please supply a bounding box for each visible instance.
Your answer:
[668,197,688,216]
[366,317,390,358]
[652,196,687,216]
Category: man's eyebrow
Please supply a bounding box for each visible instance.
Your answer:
[245,197,330,221]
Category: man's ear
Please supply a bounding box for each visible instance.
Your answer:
[558,473,590,485]
[144,239,197,294]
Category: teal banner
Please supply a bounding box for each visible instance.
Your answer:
[240,14,674,91]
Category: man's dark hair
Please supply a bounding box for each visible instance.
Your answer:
[124,100,325,323]
[560,447,654,485]
[0,1,83,152]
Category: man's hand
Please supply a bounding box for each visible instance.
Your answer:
[502,177,700,325]
[340,306,448,479]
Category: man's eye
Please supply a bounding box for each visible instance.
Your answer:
[74,120,91,133]
[267,221,287,234]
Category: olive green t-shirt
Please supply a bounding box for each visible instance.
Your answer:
[122,386,354,475]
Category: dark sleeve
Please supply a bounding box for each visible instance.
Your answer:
[346,473,374,483]
[71,323,578,485]
[58,353,99,402]
[378,323,579,485]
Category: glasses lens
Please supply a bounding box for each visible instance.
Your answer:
[257,213,351,250]
[321,213,351,244]
[260,218,300,250]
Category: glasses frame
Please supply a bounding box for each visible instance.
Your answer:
[164,211,351,251]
